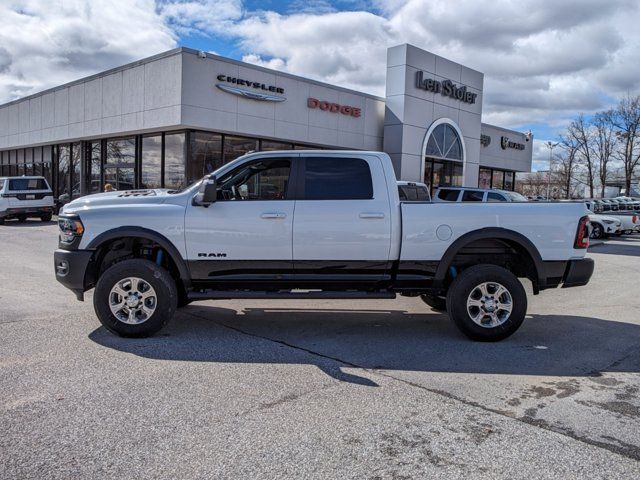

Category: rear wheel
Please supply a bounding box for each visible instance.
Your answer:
[446,264,527,342]
[94,259,177,337]
[40,212,52,222]
[420,294,447,312]
[17,214,27,223]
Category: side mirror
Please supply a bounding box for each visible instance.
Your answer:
[192,175,217,207]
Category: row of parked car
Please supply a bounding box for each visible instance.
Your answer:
[397,183,640,240]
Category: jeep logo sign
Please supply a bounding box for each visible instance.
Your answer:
[500,136,525,151]
[415,71,478,104]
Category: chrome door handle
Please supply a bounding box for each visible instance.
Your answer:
[261,212,287,219]
[359,212,385,219]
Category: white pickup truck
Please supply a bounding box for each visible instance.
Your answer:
[54,151,593,341]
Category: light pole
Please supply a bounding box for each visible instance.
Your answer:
[546,141,559,199]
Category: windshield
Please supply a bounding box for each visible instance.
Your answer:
[505,191,528,201]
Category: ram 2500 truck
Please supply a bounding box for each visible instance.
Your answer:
[54,151,594,341]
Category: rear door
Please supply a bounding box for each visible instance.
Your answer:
[292,154,392,282]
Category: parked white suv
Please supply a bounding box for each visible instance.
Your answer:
[434,186,528,203]
[0,176,54,224]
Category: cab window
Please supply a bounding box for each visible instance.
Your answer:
[303,157,373,200]
[216,158,292,201]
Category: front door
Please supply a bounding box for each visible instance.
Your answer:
[185,156,296,283]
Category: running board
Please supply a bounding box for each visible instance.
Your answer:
[188,290,397,300]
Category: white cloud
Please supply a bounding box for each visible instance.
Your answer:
[1,0,639,139]
[0,0,176,101]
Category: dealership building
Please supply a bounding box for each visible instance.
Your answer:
[0,43,532,199]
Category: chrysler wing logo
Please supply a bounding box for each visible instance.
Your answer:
[216,84,286,102]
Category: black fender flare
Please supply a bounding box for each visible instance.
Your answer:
[86,226,191,287]
[434,227,544,288]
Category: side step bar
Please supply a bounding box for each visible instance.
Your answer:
[188,290,397,300]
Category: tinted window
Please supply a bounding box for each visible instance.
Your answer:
[462,190,484,202]
[217,158,291,201]
[487,192,507,202]
[416,186,430,201]
[304,157,373,200]
[9,178,49,191]
[437,189,460,201]
[398,186,409,201]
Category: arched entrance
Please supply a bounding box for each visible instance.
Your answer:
[421,119,465,195]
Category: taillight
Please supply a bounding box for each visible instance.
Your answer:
[633,215,637,223]
[1,193,17,198]
[574,215,589,249]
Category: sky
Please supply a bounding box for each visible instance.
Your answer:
[1,0,639,170]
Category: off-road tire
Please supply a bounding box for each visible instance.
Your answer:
[446,264,527,342]
[94,259,177,337]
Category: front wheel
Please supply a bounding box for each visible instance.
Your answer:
[446,264,527,342]
[94,259,177,337]
[590,223,604,239]
[40,212,52,222]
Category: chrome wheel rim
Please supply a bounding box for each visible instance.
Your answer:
[109,277,157,324]
[466,281,513,328]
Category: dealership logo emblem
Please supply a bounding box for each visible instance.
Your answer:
[216,74,286,102]
[500,136,525,151]
[480,134,491,147]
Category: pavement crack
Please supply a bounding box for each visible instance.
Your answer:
[183,309,640,462]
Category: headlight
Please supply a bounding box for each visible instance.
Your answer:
[58,216,84,244]
[602,219,615,224]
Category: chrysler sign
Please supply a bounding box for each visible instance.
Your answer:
[415,71,477,104]
[216,74,286,102]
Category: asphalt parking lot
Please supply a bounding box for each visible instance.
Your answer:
[1,222,639,479]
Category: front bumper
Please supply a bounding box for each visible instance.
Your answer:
[561,258,594,288]
[54,249,93,301]
[1,206,54,219]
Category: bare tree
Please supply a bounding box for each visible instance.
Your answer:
[556,134,581,199]
[609,95,640,194]
[567,114,597,198]
[591,111,617,197]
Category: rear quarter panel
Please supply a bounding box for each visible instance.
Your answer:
[400,202,589,262]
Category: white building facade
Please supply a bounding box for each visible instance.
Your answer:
[0,44,532,200]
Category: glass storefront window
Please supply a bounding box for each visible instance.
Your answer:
[188,131,222,185]
[224,136,257,163]
[432,161,444,191]
[164,133,186,190]
[141,136,162,189]
[451,163,463,186]
[424,160,433,192]
[71,142,81,198]
[105,137,135,191]
[85,142,102,194]
[492,170,505,190]
[58,145,70,201]
[260,140,293,151]
[478,168,491,189]
[504,171,514,191]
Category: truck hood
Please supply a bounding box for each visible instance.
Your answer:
[61,189,177,214]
